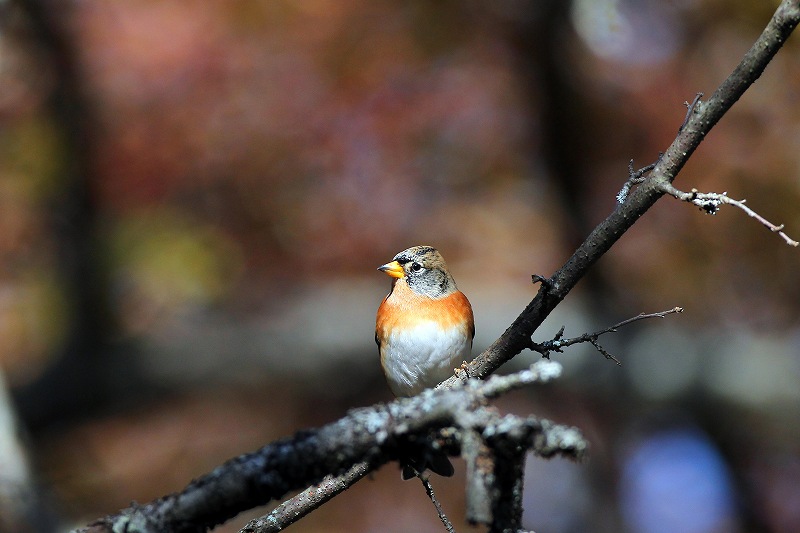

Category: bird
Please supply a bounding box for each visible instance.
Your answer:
[375,245,475,478]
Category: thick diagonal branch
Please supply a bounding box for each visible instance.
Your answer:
[442,0,800,385]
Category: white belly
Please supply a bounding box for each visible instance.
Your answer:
[382,321,472,397]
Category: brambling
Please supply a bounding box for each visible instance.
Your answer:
[376,245,475,478]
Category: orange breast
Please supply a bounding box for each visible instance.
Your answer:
[376,280,474,342]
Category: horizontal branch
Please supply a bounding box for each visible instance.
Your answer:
[661,184,799,246]
[78,361,582,533]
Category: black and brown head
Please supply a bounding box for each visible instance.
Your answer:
[377,245,457,298]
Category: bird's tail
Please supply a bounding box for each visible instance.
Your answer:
[401,448,454,480]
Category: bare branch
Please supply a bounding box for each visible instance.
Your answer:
[528,307,684,365]
[661,184,799,246]
[438,0,800,389]
[78,361,582,533]
[241,462,372,533]
[475,358,564,399]
[679,92,704,132]
[418,474,456,533]
[462,429,493,525]
[484,417,528,533]
[250,360,565,533]
[609,307,685,329]
[616,158,660,204]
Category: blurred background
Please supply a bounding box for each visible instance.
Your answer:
[0,1,799,531]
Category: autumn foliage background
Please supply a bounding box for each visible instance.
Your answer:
[1,1,799,532]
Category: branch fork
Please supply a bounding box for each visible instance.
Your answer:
[661,183,799,246]
[617,158,661,204]
[527,307,684,365]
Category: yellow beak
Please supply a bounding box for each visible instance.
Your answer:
[377,260,405,278]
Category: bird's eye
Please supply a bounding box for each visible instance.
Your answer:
[410,262,422,272]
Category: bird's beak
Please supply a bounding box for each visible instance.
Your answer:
[378,260,405,278]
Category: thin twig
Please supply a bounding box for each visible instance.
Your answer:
[661,184,799,246]
[419,474,456,533]
[477,359,563,399]
[616,158,660,204]
[679,92,704,132]
[242,461,372,533]
[609,307,685,329]
[529,307,684,365]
